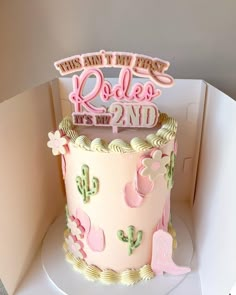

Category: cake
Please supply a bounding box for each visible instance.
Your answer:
[47,51,190,285]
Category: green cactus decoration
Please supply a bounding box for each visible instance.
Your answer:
[165,151,176,189]
[117,225,143,255]
[76,165,99,203]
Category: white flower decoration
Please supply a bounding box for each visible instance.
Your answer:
[66,234,85,259]
[47,130,67,156]
[67,217,84,238]
[141,149,170,181]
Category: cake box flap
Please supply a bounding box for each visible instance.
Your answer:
[0,83,65,295]
[193,84,236,295]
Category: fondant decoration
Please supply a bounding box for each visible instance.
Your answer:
[174,140,178,155]
[125,149,163,208]
[151,230,190,275]
[47,130,68,155]
[124,182,144,208]
[136,167,154,196]
[75,207,106,252]
[165,151,176,189]
[76,207,91,233]
[58,114,177,153]
[55,51,175,132]
[64,238,154,285]
[155,199,178,249]
[117,226,143,255]
[61,155,66,179]
[124,169,154,208]
[156,196,170,231]
[76,165,99,203]
[140,149,169,181]
[65,234,86,259]
[87,225,105,252]
[67,216,85,239]
[123,148,173,209]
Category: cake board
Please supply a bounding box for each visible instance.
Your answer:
[41,214,193,295]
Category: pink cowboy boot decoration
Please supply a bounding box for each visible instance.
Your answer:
[151,229,190,275]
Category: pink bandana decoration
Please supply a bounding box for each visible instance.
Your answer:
[47,130,68,155]
[76,207,91,233]
[135,167,154,196]
[124,149,169,208]
[75,207,105,252]
[151,230,190,275]
[124,170,154,208]
[66,234,86,259]
[54,50,174,133]
[124,182,144,208]
[87,226,105,252]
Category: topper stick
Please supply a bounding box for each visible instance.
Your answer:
[112,126,118,133]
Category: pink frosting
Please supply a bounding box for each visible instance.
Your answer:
[64,138,175,271]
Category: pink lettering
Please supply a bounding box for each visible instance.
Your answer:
[101,68,161,102]
[102,68,161,102]
[133,67,174,87]
[69,68,162,114]
[69,69,106,113]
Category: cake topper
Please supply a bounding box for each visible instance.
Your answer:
[55,50,174,133]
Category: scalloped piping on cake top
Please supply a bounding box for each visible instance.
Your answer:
[59,112,177,153]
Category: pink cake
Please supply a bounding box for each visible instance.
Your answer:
[47,51,190,285]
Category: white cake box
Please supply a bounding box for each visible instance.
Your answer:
[0,78,235,295]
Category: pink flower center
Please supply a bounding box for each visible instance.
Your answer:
[54,139,60,148]
[151,161,160,171]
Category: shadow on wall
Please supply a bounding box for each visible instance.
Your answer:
[0,1,236,101]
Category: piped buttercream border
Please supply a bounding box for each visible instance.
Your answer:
[63,240,154,285]
[63,219,178,285]
[59,113,177,153]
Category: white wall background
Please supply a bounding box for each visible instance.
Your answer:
[0,0,236,102]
